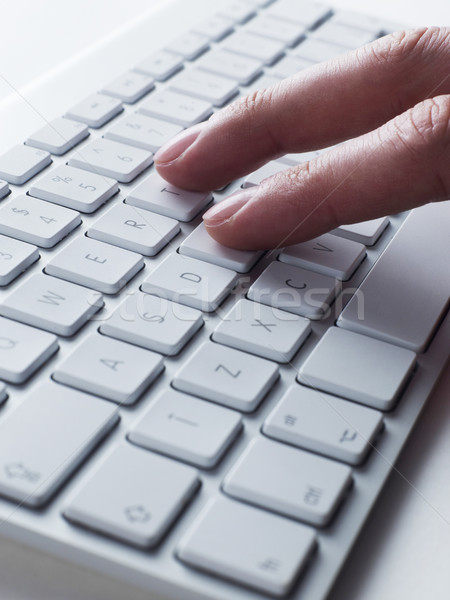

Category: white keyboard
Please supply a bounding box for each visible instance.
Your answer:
[0,1,449,600]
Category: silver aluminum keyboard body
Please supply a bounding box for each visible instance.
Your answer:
[0,1,449,600]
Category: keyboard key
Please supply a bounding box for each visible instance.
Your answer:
[293,37,345,62]
[0,273,104,336]
[242,160,287,187]
[298,327,416,410]
[53,335,164,405]
[223,438,352,526]
[263,385,383,465]
[330,10,385,35]
[337,203,450,351]
[25,117,89,155]
[197,49,263,85]
[279,233,366,280]
[134,50,183,81]
[278,149,321,165]
[180,222,262,273]
[102,71,155,103]
[0,145,51,185]
[0,235,39,286]
[173,341,279,412]
[141,253,237,312]
[331,216,389,246]
[266,0,331,28]
[310,20,377,49]
[104,113,183,153]
[247,261,339,320]
[245,15,306,46]
[126,172,212,221]
[46,237,144,294]
[247,0,276,6]
[165,31,210,60]
[0,316,58,384]
[192,14,234,41]
[64,444,199,548]
[169,68,239,107]
[222,31,285,65]
[0,383,6,405]
[0,180,9,199]
[213,298,311,362]
[218,0,257,23]
[87,203,179,256]
[270,55,315,78]
[65,93,123,128]
[100,292,203,355]
[0,195,81,248]
[29,164,118,213]
[129,389,242,468]
[0,382,119,506]
[177,498,316,597]
[139,90,213,127]
[68,138,153,183]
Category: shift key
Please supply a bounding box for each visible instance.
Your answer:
[337,202,450,352]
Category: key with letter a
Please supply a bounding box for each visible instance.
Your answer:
[53,334,164,405]
[0,273,103,336]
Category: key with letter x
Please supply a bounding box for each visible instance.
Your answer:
[213,299,310,362]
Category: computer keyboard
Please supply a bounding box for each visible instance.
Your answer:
[0,1,449,599]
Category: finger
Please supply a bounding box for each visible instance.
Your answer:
[155,27,450,191]
[202,95,450,250]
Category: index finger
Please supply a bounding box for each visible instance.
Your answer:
[155,27,450,191]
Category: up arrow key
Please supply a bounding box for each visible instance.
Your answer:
[279,233,366,281]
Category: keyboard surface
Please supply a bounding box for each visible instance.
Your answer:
[0,2,449,600]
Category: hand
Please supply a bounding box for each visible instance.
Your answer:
[154,27,450,250]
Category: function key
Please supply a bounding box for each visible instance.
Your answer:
[64,444,199,548]
[178,497,316,597]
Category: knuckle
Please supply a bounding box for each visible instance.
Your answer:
[213,83,287,155]
[391,96,450,196]
[363,26,449,68]
[393,96,450,152]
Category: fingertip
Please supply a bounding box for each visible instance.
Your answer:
[154,122,207,167]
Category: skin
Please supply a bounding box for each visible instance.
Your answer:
[155,27,450,250]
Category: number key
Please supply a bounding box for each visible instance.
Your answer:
[0,235,39,286]
[0,195,81,248]
[69,138,153,183]
[29,165,118,213]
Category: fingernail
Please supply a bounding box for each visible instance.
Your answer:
[154,122,207,165]
[203,190,254,227]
